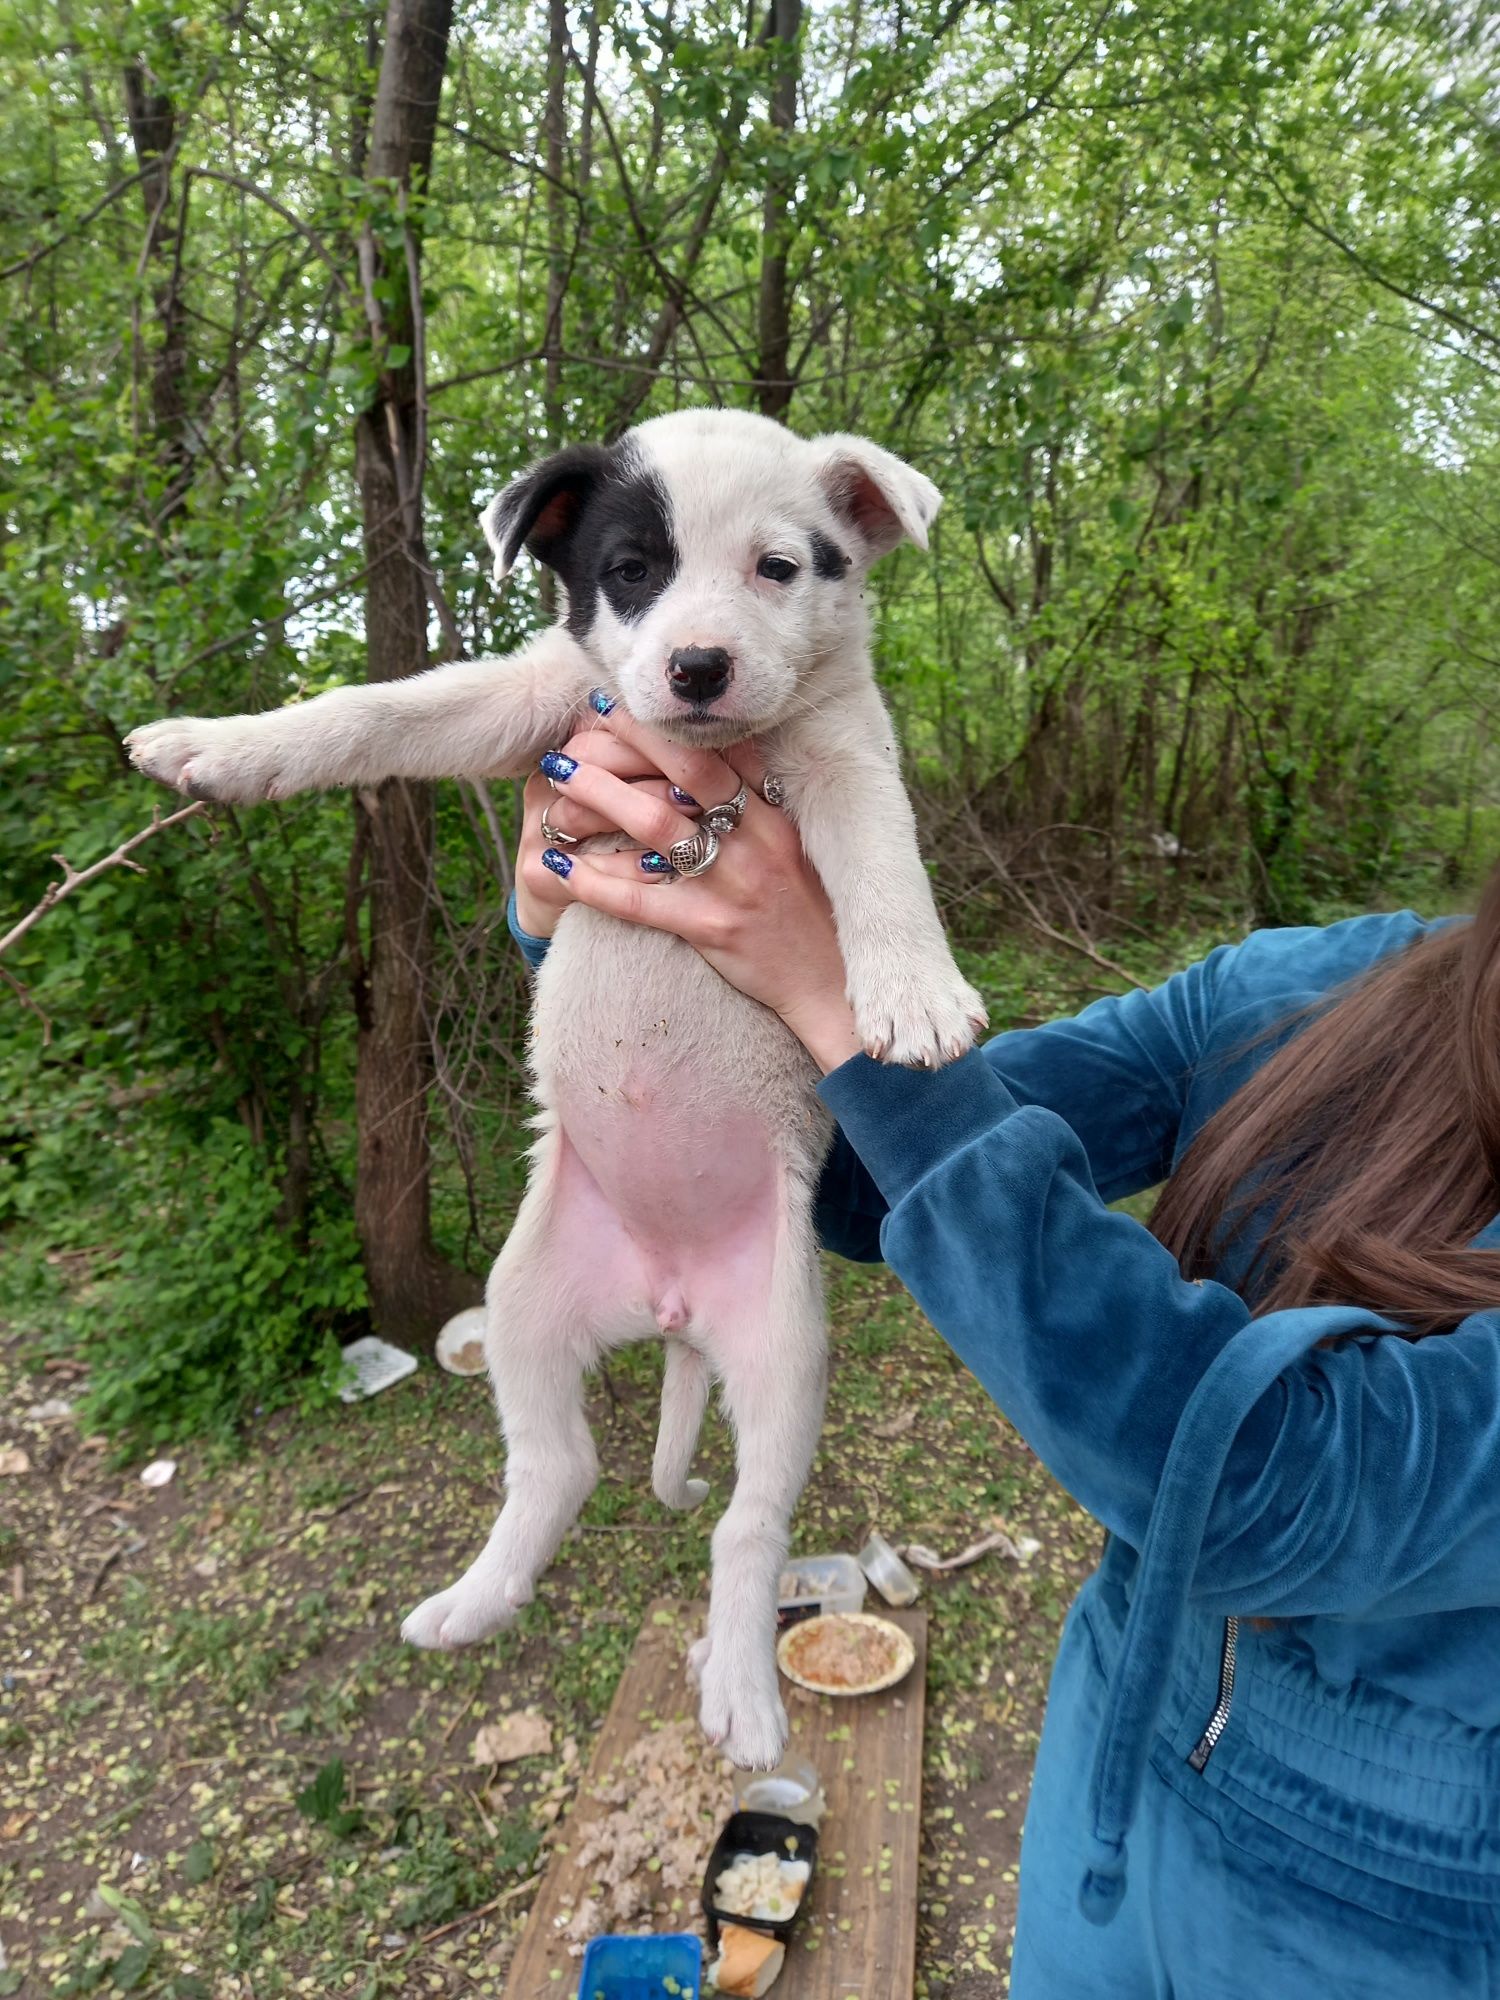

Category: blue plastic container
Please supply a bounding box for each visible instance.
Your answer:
[576,1932,703,2000]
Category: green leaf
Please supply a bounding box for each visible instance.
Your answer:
[95,1884,154,1946]
[237,1878,277,1938]
[295,1757,365,1836]
[296,1756,347,1823]
[183,1837,215,1884]
[111,1943,156,1991]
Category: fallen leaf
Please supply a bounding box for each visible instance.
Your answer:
[871,1407,918,1440]
[24,1399,74,1422]
[471,1710,553,1766]
[0,1811,34,1839]
[0,1449,30,1477]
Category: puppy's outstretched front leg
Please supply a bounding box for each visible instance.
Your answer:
[774,684,987,1068]
[126,626,593,804]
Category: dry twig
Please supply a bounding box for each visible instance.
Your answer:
[0,801,210,1039]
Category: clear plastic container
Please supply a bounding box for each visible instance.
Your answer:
[775,1552,867,1630]
[734,1752,825,1826]
[858,1531,921,1608]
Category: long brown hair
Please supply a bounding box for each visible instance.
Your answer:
[1150,869,1500,1336]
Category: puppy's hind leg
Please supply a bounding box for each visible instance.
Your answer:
[653,1339,711,1512]
[403,1132,645,1651]
[692,1243,828,1771]
[401,1245,594,1649]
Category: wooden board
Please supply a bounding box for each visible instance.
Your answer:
[505,1597,927,1998]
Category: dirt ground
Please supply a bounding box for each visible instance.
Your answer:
[0,1242,1101,1998]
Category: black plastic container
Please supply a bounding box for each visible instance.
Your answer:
[701,1811,819,1949]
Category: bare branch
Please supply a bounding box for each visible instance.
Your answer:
[0,170,149,282]
[0,803,212,1041]
[189,167,355,298]
[0,802,210,964]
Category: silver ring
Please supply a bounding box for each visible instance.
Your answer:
[540,814,578,847]
[762,775,786,809]
[668,827,721,877]
[700,782,749,836]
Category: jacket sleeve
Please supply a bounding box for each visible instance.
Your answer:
[819,1045,1500,1620]
[815,942,1238,1264]
[507,891,552,975]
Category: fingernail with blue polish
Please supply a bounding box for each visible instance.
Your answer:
[539,750,578,782]
[670,785,699,808]
[588,688,617,716]
[640,851,675,876]
[541,847,573,878]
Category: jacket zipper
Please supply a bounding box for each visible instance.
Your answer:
[1187,1615,1239,1772]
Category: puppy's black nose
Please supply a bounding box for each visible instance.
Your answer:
[667,646,732,705]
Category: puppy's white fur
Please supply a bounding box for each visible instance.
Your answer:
[127,410,984,1767]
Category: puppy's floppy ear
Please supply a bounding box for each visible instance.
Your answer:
[480,443,613,583]
[811,434,942,561]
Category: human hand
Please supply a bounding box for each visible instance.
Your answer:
[515,697,863,1074]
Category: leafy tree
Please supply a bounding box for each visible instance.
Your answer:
[2,0,1496,1436]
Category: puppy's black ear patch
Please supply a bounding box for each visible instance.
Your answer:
[480,444,614,582]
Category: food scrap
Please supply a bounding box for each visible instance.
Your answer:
[707,1922,786,1998]
[561,1718,733,1944]
[712,1849,811,1923]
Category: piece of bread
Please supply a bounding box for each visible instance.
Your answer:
[709,1922,786,1997]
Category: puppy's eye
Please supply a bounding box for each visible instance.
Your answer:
[611,559,649,585]
[757,554,799,583]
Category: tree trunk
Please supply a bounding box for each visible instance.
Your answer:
[543,0,568,442]
[123,56,190,488]
[351,0,480,1343]
[754,0,801,419]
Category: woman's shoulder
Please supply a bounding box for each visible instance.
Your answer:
[1204,909,1454,1038]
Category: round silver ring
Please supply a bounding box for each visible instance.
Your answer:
[668,827,721,877]
[762,775,787,809]
[540,814,578,847]
[700,782,749,837]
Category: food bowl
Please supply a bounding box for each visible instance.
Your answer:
[435,1305,489,1376]
[776,1612,916,1697]
[577,1932,703,1999]
[701,1810,819,1948]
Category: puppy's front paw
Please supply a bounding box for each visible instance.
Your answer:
[697,1645,788,1771]
[125,718,284,804]
[401,1573,526,1651]
[854,964,988,1068]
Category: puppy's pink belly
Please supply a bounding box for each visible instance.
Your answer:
[556,1087,777,1333]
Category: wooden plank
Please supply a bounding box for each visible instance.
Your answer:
[505,1598,927,1998]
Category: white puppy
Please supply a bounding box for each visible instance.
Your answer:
[127,408,985,1767]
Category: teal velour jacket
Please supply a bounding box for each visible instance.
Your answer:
[510,901,1500,1938]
